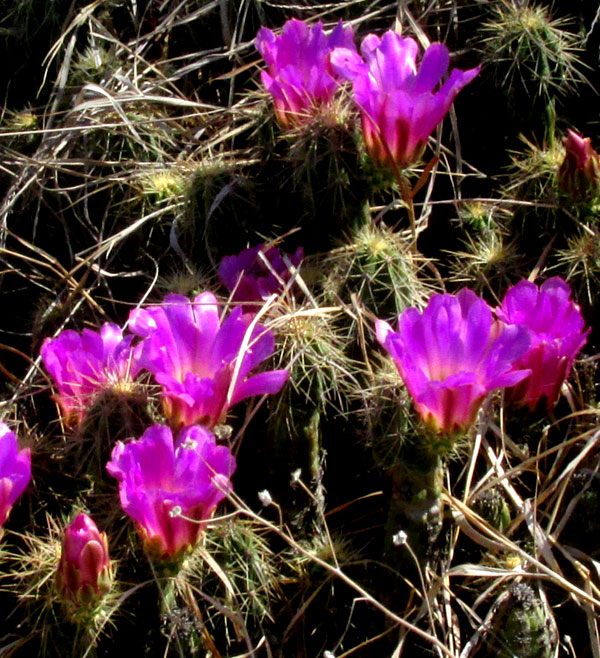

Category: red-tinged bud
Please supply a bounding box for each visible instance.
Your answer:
[558,129,600,200]
[56,514,111,605]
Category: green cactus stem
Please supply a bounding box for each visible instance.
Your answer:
[384,438,447,573]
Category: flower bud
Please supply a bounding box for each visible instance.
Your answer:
[558,129,600,200]
[57,514,111,605]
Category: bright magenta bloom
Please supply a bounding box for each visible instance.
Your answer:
[496,277,589,411]
[129,292,288,429]
[331,30,480,169]
[0,423,31,532]
[256,18,356,127]
[376,289,530,435]
[56,513,111,604]
[218,244,304,305]
[106,424,235,559]
[41,323,138,426]
[558,129,600,199]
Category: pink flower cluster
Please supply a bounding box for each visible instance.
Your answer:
[40,292,289,559]
[41,293,288,432]
[377,277,588,436]
[256,19,479,169]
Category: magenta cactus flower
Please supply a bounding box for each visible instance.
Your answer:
[376,289,531,436]
[56,513,111,604]
[558,129,600,199]
[0,423,31,533]
[256,18,356,127]
[106,424,235,559]
[496,277,589,411]
[218,244,304,305]
[331,30,480,169]
[128,292,288,429]
[41,323,139,426]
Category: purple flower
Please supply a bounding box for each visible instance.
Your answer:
[129,292,288,429]
[106,424,235,559]
[558,129,600,199]
[376,289,531,436]
[331,30,480,169]
[256,19,356,127]
[56,513,111,604]
[41,323,139,426]
[0,423,31,533]
[218,244,304,305]
[496,277,589,411]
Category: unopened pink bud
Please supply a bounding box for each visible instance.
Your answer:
[558,129,600,200]
[57,514,111,604]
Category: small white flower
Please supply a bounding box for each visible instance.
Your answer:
[180,436,198,450]
[258,489,273,507]
[392,529,408,546]
[291,468,302,484]
[169,505,183,518]
[323,651,336,658]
